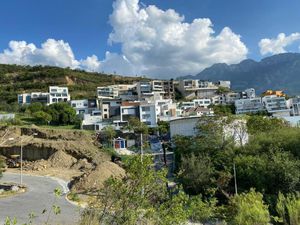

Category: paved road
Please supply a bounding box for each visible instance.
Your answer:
[0,173,81,225]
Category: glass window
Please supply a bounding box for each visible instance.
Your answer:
[142,106,151,112]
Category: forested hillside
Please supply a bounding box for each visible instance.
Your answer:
[0,64,142,109]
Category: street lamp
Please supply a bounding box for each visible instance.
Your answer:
[8,133,38,186]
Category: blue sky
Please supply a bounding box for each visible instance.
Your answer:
[1,0,300,78]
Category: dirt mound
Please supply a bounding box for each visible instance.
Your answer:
[71,161,125,193]
[71,158,94,171]
[48,150,77,168]
[24,159,49,171]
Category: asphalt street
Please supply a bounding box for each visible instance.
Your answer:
[0,173,81,225]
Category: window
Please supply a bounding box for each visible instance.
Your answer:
[142,114,151,119]
[72,103,76,107]
[142,106,151,112]
[104,109,108,112]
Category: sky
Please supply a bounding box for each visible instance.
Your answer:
[1,0,300,78]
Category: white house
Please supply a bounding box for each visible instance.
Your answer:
[287,97,300,116]
[97,86,119,99]
[193,98,211,108]
[170,116,201,138]
[70,99,99,115]
[262,95,290,116]
[139,103,157,127]
[48,86,70,104]
[235,98,264,114]
[170,116,248,146]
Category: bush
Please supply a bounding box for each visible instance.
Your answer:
[228,189,271,225]
[33,111,52,125]
[276,192,300,225]
[188,195,219,223]
[46,102,77,125]
[27,102,43,114]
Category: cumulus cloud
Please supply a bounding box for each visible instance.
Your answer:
[0,39,136,76]
[0,0,249,78]
[107,0,248,78]
[259,33,300,55]
[80,55,101,72]
[0,39,80,68]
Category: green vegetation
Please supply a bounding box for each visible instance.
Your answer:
[174,115,300,224]
[210,104,235,116]
[18,102,80,127]
[79,156,221,225]
[229,189,271,225]
[102,126,116,148]
[276,192,300,225]
[0,64,142,108]
[217,86,231,94]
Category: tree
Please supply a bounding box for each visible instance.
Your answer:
[210,104,235,116]
[126,117,148,135]
[103,126,116,148]
[126,117,149,150]
[179,154,215,195]
[228,189,271,225]
[80,156,190,225]
[157,120,170,136]
[27,102,43,114]
[188,195,220,223]
[33,111,52,125]
[247,116,287,134]
[45,102,77,125]
[217,86,231,94]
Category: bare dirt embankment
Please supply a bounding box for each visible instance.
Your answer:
[0,125,125,192]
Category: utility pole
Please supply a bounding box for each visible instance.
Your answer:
[140,133,143,163]
[20,138,23,186]
[233,162,238,195]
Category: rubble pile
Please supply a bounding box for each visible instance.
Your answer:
[71,161,125,193]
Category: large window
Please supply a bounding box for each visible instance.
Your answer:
[142,106,151,112]
[142,114,151,119]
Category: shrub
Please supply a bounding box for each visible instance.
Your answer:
[228,189,270,225]
[33,111,52,125]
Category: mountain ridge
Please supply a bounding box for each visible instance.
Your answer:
[179,53,300,95]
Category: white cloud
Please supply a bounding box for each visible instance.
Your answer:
[0,39,80,68]
[259,33,300,55]
[0,39,136,76]
[80,55,101,72]
[107,0,248,78]
[0,0,249,78]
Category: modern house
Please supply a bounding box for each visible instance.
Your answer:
[48,86,70,104]
[193,98,211,108]
[70,99,99,115]
[235,98,264,114]
[262,95,290,116]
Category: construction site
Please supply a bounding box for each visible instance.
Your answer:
[0,125,125,195]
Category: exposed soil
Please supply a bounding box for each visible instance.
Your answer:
[70,161,125,193]
[1,125,124,193]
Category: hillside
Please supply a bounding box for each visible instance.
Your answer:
[0,64,143,109]
[180,53,300,95]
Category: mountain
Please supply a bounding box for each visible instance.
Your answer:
[180,53,300,95]
[0,64,142,109]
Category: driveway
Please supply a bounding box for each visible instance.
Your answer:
[0,172,81,225]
